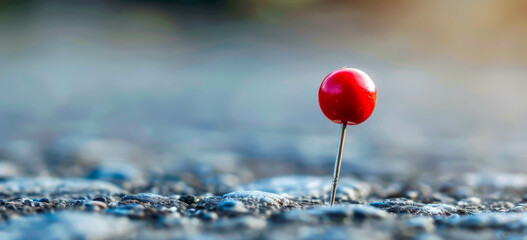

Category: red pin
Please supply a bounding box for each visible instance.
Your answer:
[318,68,377,206]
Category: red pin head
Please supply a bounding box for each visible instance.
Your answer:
[318,68,376,206]
[319,68,377,125]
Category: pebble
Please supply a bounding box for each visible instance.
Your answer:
[0,212,133,239]
[87,162,145,186]
[122,193,171,204]
[371,198,460,216]
[198,190,298,216]
[445,213,527,230]
[120,193,188,213]
[159,216,202,229]
[6,204,16,210]
[22,199,33,207]
[405,191,419,200]
[236,176,370,201]
[212,216,267,231]
[200,212,218,221]
[179,195,200,205]
[106,204,142,216]
[405,216,436,232]
[93,196,110,203]
[457,197,482,206]
[0,178,124,198]
[203,173,242,194]
[463,173,527,189]
[280,204,390,223]
[217,199,249,214]
[222,191,294,210]
[84,200,108,209]
[509,204,527,213]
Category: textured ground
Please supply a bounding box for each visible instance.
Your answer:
[2,154,527,240]
[2,3,527,239]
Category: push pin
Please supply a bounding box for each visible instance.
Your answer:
[318,68,377,206]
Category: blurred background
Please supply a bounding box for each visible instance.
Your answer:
[1,0,527,181]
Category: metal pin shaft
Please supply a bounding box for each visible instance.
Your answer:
[329,122,347,206]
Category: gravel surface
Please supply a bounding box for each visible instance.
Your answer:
[1,159,527,240]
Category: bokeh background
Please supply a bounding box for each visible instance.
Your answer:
[1,0,527,181]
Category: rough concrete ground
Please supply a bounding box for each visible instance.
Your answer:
[2,156,527,240]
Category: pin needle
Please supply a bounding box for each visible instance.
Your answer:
[330,122,347,206]
[318,68,377,206]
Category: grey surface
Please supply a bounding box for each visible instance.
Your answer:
[1,1,527,239]
[0,171,526,239]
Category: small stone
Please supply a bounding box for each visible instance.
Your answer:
[87,162,145,187]
[200,212,218,221]
[487,201,515,212]
[122,193,168,203]
[0,212,134,239]
[236,176,370,201]
[280,204,390,223]
[406,216,436,232]
[0,178,124,199]
[122,193,169,204]
[217,199,248,214]
[445,213,527,230]
[179,195,199,205]
[405,191,419,199]
[371,198,459,216]
[222,191,293,210]
[39,198,51,203]
[202,173,241,194]
[85,200,108,209]
[23,199,33,207]
[198,191,297,213]
[93,196,109,203]
[6,203,16,210]
[213,216,267,231]
[509,205,527,213]
[457,197,481,206]
[121,193,187,210]
[106,204,146,217]
[463,173,527,189]
[197,196,223,210]
[159,216,201,228]
[453,186,473,199]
